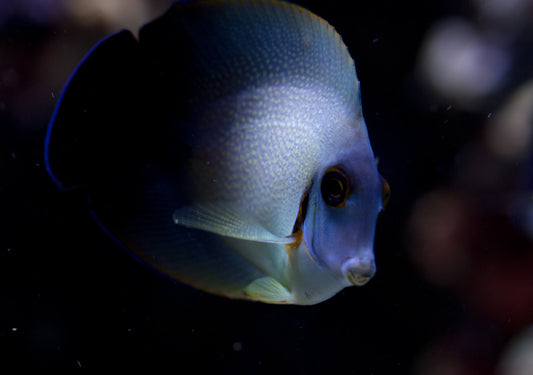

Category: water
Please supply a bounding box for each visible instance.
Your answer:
[1,0,532,372]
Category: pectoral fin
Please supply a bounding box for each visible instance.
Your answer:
[173,202,294,244]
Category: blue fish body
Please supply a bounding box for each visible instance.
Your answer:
[45,0,389,304]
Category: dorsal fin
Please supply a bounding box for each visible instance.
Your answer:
[138,0,360,118]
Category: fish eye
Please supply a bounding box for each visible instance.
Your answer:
[381,175,391,208]
[321,167,349,207]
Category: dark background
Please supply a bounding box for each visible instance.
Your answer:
[2,0,533,372]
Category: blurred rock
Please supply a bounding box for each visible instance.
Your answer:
[407,189,472,287]
[497,325,533,375]
[417,18,510,107]
[485,79,533,161]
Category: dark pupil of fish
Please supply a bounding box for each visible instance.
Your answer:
[321,170,347,206]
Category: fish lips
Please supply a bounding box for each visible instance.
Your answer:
[342,255,376,286]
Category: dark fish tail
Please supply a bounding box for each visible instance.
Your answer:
[44,30,145,190]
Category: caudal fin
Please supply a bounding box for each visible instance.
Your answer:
[44,30,142,190]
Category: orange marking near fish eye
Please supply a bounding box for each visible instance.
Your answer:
[286,186,310,253]
[285,229,303,253]
[292,186,309,233]
[380,175,391,208]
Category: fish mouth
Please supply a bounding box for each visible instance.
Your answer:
[342,256,376,286]
[346,271,371,286]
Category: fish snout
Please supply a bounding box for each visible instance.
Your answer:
[342,256,376,286]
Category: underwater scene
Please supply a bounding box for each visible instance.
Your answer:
[1,0,533,372]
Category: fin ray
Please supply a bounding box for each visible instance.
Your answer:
[173,202,293,244]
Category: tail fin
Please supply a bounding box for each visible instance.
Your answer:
[44,30,142,190]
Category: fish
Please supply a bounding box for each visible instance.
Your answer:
[44,0,390,305]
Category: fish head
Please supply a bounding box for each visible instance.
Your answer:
[302,129,388,288]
